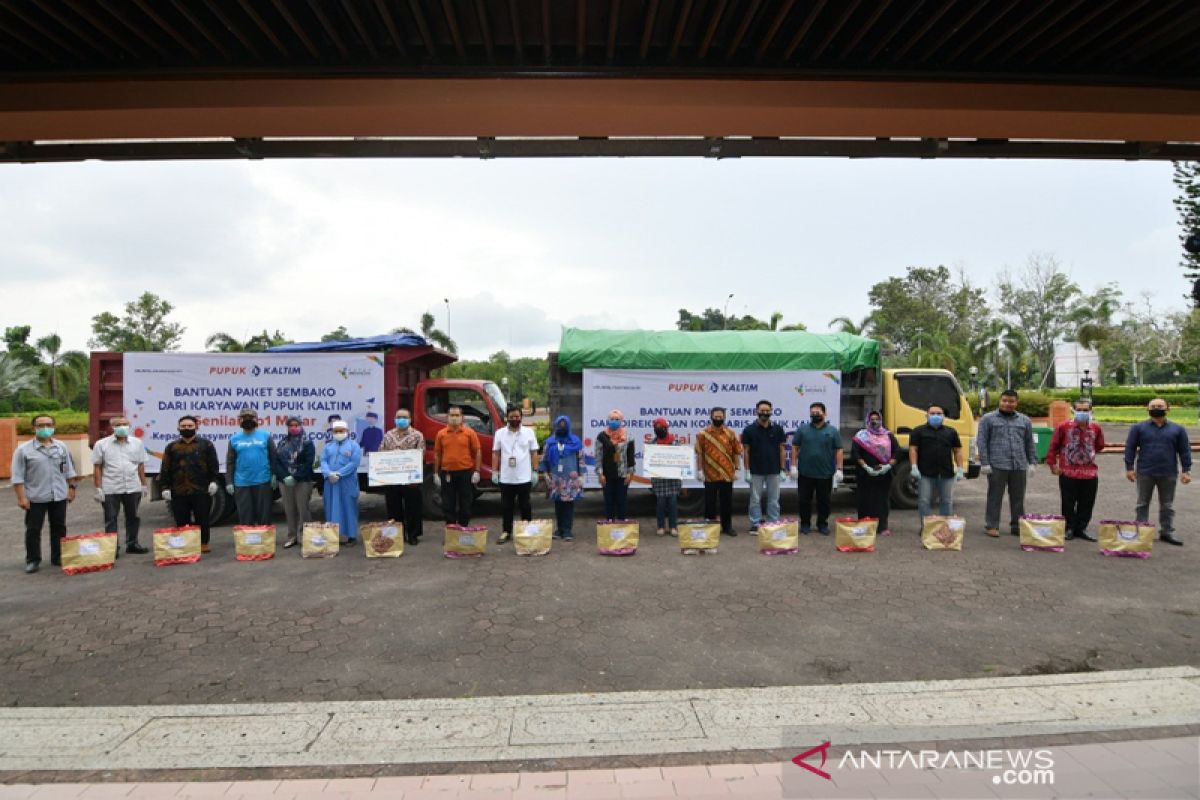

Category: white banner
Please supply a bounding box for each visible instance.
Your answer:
[581,369,841,489]
[368,450,424,486]
[124,352,386,472]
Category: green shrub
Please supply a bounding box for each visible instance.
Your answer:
[7,410,89,435]
[16,396,61,411]
[1048,387,1196,406]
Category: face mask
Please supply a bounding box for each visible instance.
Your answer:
[1000,408,1015,417]
[1074,411,1091,424]
[711,418,724,427]
[508,419,522,429]
[654,426,668,438]
[395,418,410,429]
[113,425,130,438]
[556,426,568,437]
[1149,408,1167,419]
[607,419,621,430]
[240,420,256,431]
[928,414,944,427]
[333,432,348,442]
[810,414,823,424]
[35,426,54,440]
[179,429,196,439]
[868,419,882,431]
[757,412,772,421]
[288,426,302,436]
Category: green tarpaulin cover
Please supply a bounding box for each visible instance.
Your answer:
[557,329,880,373]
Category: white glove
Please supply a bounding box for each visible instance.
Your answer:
[162,489,172,502]
[788,468,798,481]
[1027,464,1037,475]
[911,465,921,479]
[695,470,704,483]
[878,463,892,475]
[955,466,965,482]
[270,476,278,490]
[93,488,105,503]
[834,469,844,484]
[981,464,992,476]
[283,475,296,487]
[471,471,481,485]
[862,465,878,477]
[225,484,235,496]
[141,484,150,497]
[433,472,442,488]
[742,468,751,483]
[329,473,340,484]
[207,482,218,496]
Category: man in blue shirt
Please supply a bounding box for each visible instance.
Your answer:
[788,402,844,535]
[740,399,787,532]
[226,407,277,530]
[1124,398,1192,546]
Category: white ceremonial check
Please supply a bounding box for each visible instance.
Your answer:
[643,444,696,480]
[368,450,424,486]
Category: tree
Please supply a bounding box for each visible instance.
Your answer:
[321,326,352,342]
[0,352,39,402]
[676,307,806,332]
[36,333,88,405]
[970,319,1026,389]
[828,315,873,336]
[393,312,457,353]
[89,292,184,351]
[206,329,290,352]
[1173,161,1200,283]
[996,254,1082,388]
[4,325,39,366]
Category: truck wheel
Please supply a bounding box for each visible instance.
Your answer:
[210,484,236,523]
[422,475,446,521]
[677,488,706,517]
[890,462,919,510]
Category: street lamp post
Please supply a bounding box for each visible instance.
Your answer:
[443,298,450,341]
[722,293,734,330]
[1080,368,1094,401]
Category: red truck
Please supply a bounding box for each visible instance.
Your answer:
[88,337,510,522]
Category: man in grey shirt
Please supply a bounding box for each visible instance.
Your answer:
[977,390,1037,537]
[11,414,78,573]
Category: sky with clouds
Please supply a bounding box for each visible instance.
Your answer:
[0,156,1185,361]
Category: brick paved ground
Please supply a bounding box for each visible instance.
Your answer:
[0,455,1197,707]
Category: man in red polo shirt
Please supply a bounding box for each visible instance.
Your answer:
[1045,397,1106,542]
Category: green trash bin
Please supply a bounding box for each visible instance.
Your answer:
[1032,426,1054,462]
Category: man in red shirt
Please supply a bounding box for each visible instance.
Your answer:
[1045,398,1106,542]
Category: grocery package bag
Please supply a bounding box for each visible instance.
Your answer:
[444,524,487,558]
[514,519,554,556]
[758,518,799,555]
[363,520,405,558]
[679,519,720,552]
[921,516,965,551]
[835,517,878,552]
[302,522,340,558]
[61,532,118,575]
[1020,514,1066,552]
[153,525,201,566]
[233,525,276,561]
[1098,519,1155,558]
[596,519,639,555]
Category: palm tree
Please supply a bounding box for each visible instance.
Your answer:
[970,319,1025,389]
[35,333,88,405]
[393,312,457,353]
[0,352,39,402]
[828,315,873,336]
[910,330,959,371]
[206,330,289,352]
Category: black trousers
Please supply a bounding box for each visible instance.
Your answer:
[855,471,892,531]
[499,482,533,533]
[171,491,212,544]
[25,500,67,565]
[703,481,734,532]
[1060,475,1099,535]
[441,469,474,526]
[384,484,424,542]
[102,492,142,545]
[797,475,833,527]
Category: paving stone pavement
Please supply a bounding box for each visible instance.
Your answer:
[0,456,1197,708]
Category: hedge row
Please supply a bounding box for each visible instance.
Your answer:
[1047,387,1197,406]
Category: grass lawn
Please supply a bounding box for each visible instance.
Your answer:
[1090,406,1198,424]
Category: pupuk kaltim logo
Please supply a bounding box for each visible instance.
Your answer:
[791,741,832,781]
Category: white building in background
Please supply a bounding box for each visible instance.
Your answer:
[1055,343,1101,389]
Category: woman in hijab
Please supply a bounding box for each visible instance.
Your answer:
[541,415,584,541]
[851,410,901,535]
[650,417,682,537]
[272,416,316,549]
[595,409,636,520]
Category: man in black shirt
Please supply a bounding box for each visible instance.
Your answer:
[740,399,787,532]
[908,404,964,528]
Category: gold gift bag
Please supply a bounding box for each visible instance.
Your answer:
[444,524,487,558]
[758,519,799,555]
[679,519,720,553]
[153,525,201,566]
[302,522,340,558]
[1098,519,1155,558]
[61,532,118,575]
[514,519,554,556]
[1019,515,1066,552]
[363,520,405,558]
[233,525,276,561]
[835,517,878,552]
[596,519,639,555]
[921,516,965,551]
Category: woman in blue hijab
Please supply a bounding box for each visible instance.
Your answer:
[540,415,584,541]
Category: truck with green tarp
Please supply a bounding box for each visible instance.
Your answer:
[548,328,978,510]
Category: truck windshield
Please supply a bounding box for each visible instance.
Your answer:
[484,382,508,417]
[897,373,963,420]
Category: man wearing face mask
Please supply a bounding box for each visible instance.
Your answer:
[12,414,77,573]
[226,407,277,526]
[321,419,364,545]
[381,408,426,545]
[91,415,150,555]
[789,402,844,535]
[1125,398,1192,546]
[493,405,540,545]
[741,399,787,533]
[434,406,482,526]
[272,416,316,549]
[1046,398,1105,542]
[695,406,743,537]
[160,415,220,552]
[908,405,964,529]
[976,389,1037,538]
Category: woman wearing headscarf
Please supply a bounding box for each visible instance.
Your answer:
[272,416,316,549]
[850,410,901,535]
[541,415,584,541]
[320,419,363,545]
[595,409,636,520]
[650,417,682,537]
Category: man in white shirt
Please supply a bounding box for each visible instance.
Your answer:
[492,405,540,545]
[92,415,150,555]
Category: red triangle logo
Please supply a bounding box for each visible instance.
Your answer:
[791,741,833,781]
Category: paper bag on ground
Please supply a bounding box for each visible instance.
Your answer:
[679,519,720,553]
[234,525,276,561]
[596,519,639,555]
[363,520,405,558]
[758,519,799,555]
[302,522,340,558]
[921,516,965,551]
[514,519,554,556]
[1019,514,1066,552]
[835,517,878,552]
[153,525,201,566]
[61,532,118,575]
[1098,519,1155,558]
[444,524,487,558]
